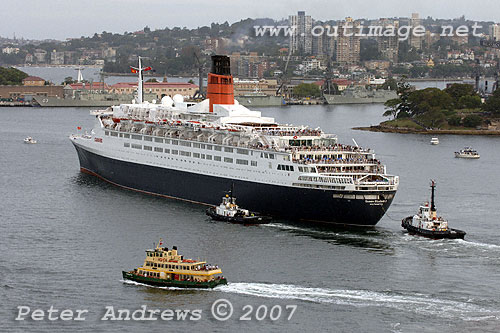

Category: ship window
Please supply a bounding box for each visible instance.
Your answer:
[193,153,200,158]
[269,154,275,159]
[206,154,212,160]
[180,151,191,157]
[214,156,221,161]
[201,154,205,159]
[172,150,178,155]
[111,132,118,137]
[237,149,249,155]
[124,134,130,139]
[251,161,257,167]
[236,159,248,165]
[144,145,152,151]
[144,136,152,142]
[164,149,170,154]
[224,157,233,163]
[224,147,233,153]
[264,153,268,158]
[131,144,142,149]
[214,146,222,151]
[171,140,178,145]
[124,142,130,148]
[193,143,200,148]
[277,165,282,170]
[201,144,206,149]
[119,133,123,138]
[180,141,191,147]
[155,138,163,143]
[164,139,170,144]
[298,166,304,172]
[154,147,163,153]
[105,131,109,136]
[206,145,213,150]
[132,134,142,140]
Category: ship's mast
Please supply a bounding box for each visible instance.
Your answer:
[131,56,145,104]
[430,180,436,212]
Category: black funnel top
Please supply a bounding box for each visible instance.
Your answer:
[211,55,231,76]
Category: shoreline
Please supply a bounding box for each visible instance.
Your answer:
[353,125,500,136]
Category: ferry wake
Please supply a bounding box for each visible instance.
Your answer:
[70,55,398,226]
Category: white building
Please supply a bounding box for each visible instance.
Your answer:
[289,11,313,54]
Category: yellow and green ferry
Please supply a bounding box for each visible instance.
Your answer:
[122,239,227,289]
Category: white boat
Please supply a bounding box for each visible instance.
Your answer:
[430,138,439,145]
[455,147,480,159]
[24,137,37,144]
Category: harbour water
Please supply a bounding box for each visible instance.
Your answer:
[1,104,500,332]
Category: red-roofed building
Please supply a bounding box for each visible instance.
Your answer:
[111,82,198,99]
[22,76,45,86]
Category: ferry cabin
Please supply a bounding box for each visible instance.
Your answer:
[135,246,223,283]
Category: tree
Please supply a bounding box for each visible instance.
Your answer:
[458,95,481,109]
[146,78,158,82]
[62,76,75,85]
[407,88,453,116]
[483,89,500,115]
[417,107,446,128]
[383,98,400,119]
[462,114,483,128]
[445,83,476,102]
[383,78,413,118]
[447,115,462,126]
[381,78,397,91]
[0,66,28,85]
[293,83,321,98]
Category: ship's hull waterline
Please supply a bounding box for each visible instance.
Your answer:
[73,143,395,226]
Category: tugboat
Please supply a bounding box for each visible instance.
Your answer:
[455,147,480,159]
[402,181,466,239]
[206,185,271,224]
[122,239,227,289]
[23,137,37,144]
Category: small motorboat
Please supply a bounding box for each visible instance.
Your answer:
[430,137,439,145]
[206,186,271,224]
[24,137,37,144]
[455,147,480,159]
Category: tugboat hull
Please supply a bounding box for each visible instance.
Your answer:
[122,271,227,289]
[206,207,271,224]
[402,217,466,239]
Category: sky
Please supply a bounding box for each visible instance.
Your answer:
[2,0,500,40]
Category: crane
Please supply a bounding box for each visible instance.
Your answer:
[276,50,292,97]
[193,52,206,99]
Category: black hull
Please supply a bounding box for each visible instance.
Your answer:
[206,207,271,224]
[402,217,466,239]
[73,143,396,226]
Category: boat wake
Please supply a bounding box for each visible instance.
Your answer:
[217,282,499,321]
[121,279,498,320]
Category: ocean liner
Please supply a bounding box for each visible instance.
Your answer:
[70,56,399,226]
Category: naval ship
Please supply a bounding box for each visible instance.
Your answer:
[70,56,399,226]
[324,86,397,105]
